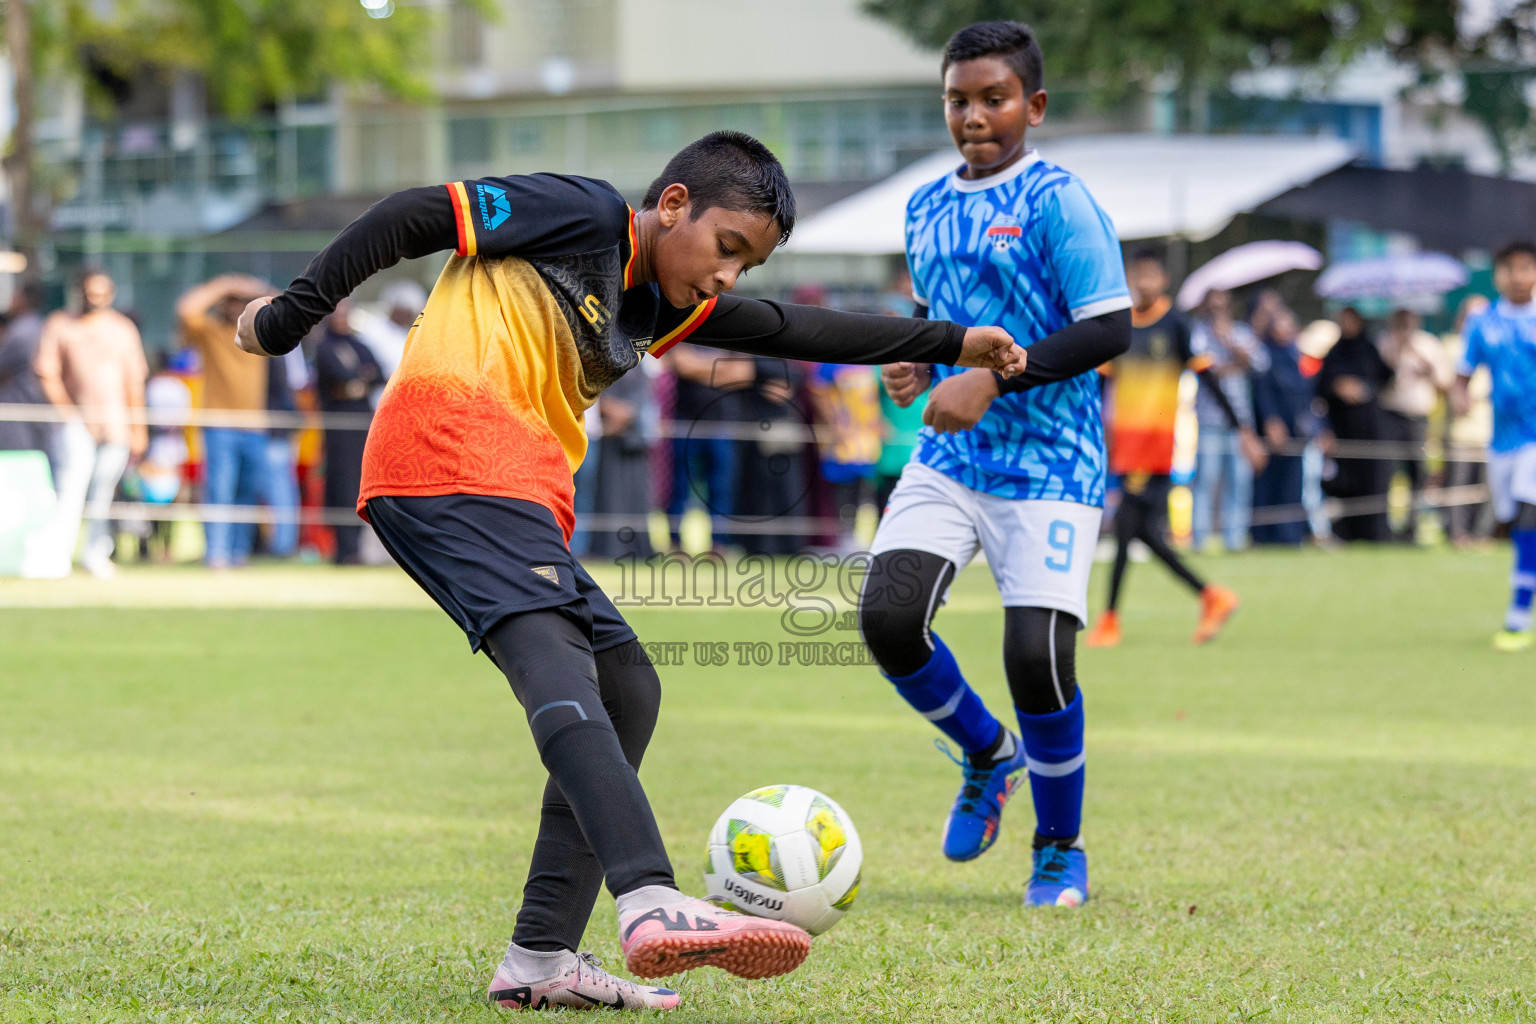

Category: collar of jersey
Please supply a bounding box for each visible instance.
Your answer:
[1496,297,1536,318]
[948,150,1042,193]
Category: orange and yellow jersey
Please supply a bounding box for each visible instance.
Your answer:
[1103,297,1210,476]
[366,177,709,538]
[253,173,967,541]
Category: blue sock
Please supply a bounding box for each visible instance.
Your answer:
[885,634,1002,754]
[1016,691,1085,840]
[1507,529,1536,632]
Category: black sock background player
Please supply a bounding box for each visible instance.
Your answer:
[1086,250,1265,648]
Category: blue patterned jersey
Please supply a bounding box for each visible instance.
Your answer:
[1460,298,1536,452]
[906,153,1130,505]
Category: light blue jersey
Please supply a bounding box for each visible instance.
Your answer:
[1460,298,1536,453]
[905,153,1129,505]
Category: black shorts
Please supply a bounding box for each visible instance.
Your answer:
[366,494,637,654]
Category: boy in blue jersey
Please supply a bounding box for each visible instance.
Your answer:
[1454,241,1536,653]
[858,21,1132,908]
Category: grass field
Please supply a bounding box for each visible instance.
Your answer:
[2,547,1535,1022]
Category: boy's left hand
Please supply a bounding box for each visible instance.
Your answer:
[234,296,275,355]
[957,326,1027,377]
[922,369,999,434]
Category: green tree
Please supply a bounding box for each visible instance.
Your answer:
[862,0,1536,170]
[861,0,1453,119]
[3,0,446,259]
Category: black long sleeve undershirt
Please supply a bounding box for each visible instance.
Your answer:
[908,301,1134,395]
[943,303,1247,430]
[694,294,964,366]
[255,187,457,356]
[256,184,968,367]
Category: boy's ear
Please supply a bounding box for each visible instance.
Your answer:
[656,183,691,229]
[1027,89,1048,128]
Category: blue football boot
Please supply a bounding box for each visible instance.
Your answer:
[1025,841,1089,907]
[936,734,1028,862]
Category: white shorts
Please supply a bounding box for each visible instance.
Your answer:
[1488,443,1536,523]
[870,462,1102,624]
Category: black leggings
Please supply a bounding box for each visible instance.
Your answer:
[483,611,673,952]
[859,549,1078,715]
[1108,475,1205,611]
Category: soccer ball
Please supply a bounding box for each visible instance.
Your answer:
[703,784,862,936]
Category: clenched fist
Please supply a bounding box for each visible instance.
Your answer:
[234,296,275,356]
[957,326,1027,377]
[922,369,1000,434]
[882,361,932,408]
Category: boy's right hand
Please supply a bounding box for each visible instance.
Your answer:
[882,362,931,408]
[958,326,1027,377]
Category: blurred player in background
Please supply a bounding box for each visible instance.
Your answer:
[1454,241,1536,652]
[1085,250,1264,648]
[237,131,1025,1011]
[860,22,1131,909]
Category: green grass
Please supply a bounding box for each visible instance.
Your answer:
[2,548,1534,1022]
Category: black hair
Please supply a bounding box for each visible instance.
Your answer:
[1128,246,1164,267]
[1494,240,1536,266]
[941,21,1044,95]
[642,130,797,246]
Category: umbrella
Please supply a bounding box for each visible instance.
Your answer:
[1314,252,1468,301]
[1175,241,1325,311]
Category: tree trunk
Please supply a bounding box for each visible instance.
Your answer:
[4,0,39,264]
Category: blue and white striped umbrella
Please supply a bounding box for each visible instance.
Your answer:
[1315,253,1469,301]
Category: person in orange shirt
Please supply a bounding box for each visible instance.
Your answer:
[33,269,148,578]
[1086,250,1264,648]
[177,273,297,567]
[235,132,1024,1011]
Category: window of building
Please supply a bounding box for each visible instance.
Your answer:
[641,111,681,152]
[508,119,546,156]
[448,117,495,167]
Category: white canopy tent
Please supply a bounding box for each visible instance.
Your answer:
[785,134,1356,255]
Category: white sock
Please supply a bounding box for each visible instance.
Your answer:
[615,884,692,919]
[501,942,575,983]
[993,730,1017,761]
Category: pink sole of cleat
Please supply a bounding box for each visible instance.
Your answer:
[624,925,811,980]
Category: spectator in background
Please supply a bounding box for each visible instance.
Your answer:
[34,269,148,577]
[1318,307,1394,542]
[661,344,749,550]
[732,357,806,557]
[1251,307,1316,545]
[809,360,881,551]
[314,301,381,565]
[137,350,196,561]
[588,365,656,560]
[177,273,295,567]
[876,270,928,510]
[1190,287,1267,551]
[569,400,603,558]
[351,278,424,389]
[1442,294,1494,546]
[1378,308,1453,542]
[876,361,926,512]
[0,280,56,472]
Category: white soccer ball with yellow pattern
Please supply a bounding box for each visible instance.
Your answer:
[703,784,863,936]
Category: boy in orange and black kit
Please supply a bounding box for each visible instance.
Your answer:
[236,131,1024,1012]
[1086,249,1264,648]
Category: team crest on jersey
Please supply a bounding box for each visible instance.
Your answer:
[985,214,1023,253]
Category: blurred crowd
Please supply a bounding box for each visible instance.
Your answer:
[0,262,1501,577]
